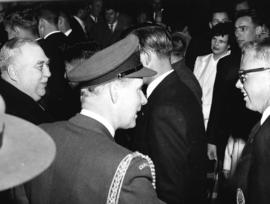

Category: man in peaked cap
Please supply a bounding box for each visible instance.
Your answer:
[26,34,165,204]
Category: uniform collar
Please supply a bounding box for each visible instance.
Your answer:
[80,109,115,137]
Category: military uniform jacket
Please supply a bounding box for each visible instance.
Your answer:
[234,116,270,204]
[26,114,164,204]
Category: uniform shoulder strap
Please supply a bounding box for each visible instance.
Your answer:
[106,151,156,204]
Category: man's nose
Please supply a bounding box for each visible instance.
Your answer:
[141,91,147,106]
[236,78,242,89]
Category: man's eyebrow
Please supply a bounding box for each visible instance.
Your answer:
[36,59,50,65]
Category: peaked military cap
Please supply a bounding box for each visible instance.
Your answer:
[67,34,156,87]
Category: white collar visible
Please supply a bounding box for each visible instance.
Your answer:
[261,106,270,125]
[44,30,61,39]
[64,29,72,36]
[108,21,118,32]
[74,16,86,33]
[213,50,231,61]
[146,69,173,98]
[80,109,115,137]
[90,14,98,23]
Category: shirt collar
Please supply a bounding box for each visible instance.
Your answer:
[64,29,72,36]
[261,106,270,125]
[44,30,61,39]
[80,109,115,137]
[212,50,231,61]
[108,21,118,31]
[146,69,173,98]
[90,14,98,23]
[73,16,86,33]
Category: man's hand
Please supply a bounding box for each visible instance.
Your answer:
[207,144,217,160]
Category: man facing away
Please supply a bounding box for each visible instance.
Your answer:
[26,34,165,204]
[128,25,207,204]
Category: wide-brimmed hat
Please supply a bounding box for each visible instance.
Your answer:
[0,113,56,191]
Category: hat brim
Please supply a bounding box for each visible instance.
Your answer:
[0,114,56,191]
[124,66,157,78]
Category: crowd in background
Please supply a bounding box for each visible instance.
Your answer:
[0,0,270,203]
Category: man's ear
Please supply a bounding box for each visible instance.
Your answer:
[108,82,118,104]
[141,51,151,67]
[13,26,21,36]
[7,65,18,81]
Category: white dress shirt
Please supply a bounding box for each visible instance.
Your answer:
[193,51,230,129]
[80,109,115,137]
[64,29,72,36]
[108,21,118,32]
[74,16,86,33]
[261,106,270,125]
[146,69,173,98]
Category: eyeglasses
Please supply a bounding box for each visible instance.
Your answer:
[238,67,270,84]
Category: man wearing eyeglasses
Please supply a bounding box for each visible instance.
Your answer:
[233,38,270,204]
[206,9,264,174]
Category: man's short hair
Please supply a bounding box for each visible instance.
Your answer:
[4,8,38,36]
[132,25,172,58]
[171,32,187,57]
[210,22,234,45]
[209,4,231,22]
[242,37,270,63]
[235,9,263,26]
[0,38,38,73]
[36,4,59,25]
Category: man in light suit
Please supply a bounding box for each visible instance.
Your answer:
[233,38,270,204]
[129,25,207,204]
[26,34,165,204]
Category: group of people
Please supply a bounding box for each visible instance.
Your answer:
[0,0,270,204]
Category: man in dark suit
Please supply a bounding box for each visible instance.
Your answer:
[207,9,263,165]
[36,4,75,120]
[26,34,165,204]
[0,38,53,204]
[0,38,52,124]
[58,9,87,45]
[84,0,104,36]
[90,4,130,48]
[129,25,207,204]
[233,38,270,204]
[170,31,202,105]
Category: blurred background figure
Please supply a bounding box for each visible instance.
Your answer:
[185,4,231,70]
[90,3,130,48]
[171,31,202,105]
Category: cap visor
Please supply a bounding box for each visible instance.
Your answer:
[125,67,156,78]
